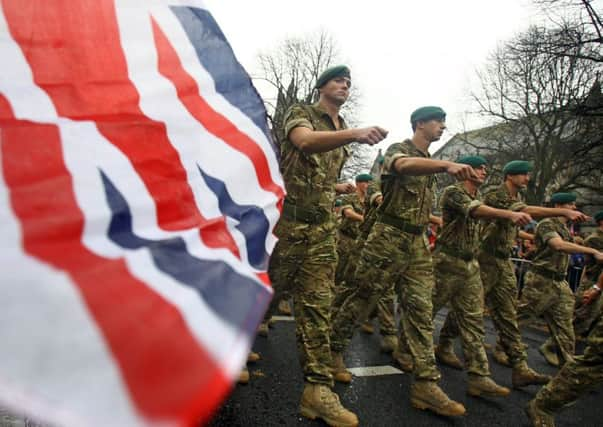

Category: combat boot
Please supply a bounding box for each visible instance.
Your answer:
[525,399,555,427]
[512,362,551,388]
[277,299,292,315]
[538,339,560,367]
[331,352,353,383]
[257,322,269,337]
[492,347,511,367]
[467,374,511,398]
[380,335,398,354]
[299,383,359,427]
[410,380,466,417]
[238,367,249,385]
[247,351,261,363]
[392,348,414,372]
[435,343,464,370]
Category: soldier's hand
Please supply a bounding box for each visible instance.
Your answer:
[564,210,590,223]
[335,182,355,194]
[355,126,388,146]
[582,287,601,305]
[509,211,532,226]
[445,163,478,181]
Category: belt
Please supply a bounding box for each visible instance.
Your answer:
[438,245,476,262]
[481,246,510,260]
[281,200,330,225]
[378,213,425,235]
[531,265,566,281]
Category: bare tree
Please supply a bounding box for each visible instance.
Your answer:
[253,30,373,180]
[470,25,603,208]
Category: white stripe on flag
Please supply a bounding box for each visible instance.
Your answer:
[0,171,144,427]
[115,2,280,264]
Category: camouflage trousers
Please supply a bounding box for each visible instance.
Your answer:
[441,252,528,367]
[433,253,490,376]
[266,219,337,387]
[533,313,603,415]
[332,237,397,336]
[334,232,355,287]
[330,222,440,381]
[573,277,603,338]
[517,271,575,365]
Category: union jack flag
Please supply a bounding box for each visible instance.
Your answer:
[0,1,284,426]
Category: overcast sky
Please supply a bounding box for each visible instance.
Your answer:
[206,0,543,153]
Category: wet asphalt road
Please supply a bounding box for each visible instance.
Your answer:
[209,311,602,427]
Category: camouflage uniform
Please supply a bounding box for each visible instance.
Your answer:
[440,183,530,367]
[573,229,603,337]
[517,218,575,364]
[266,102,348,386]
[331,140,440,381]
[334,192,365,287]
[332,179,397,337]
[432,183,490,376]
[530,311,603,418]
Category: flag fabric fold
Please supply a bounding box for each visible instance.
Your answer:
[0,1,283,425]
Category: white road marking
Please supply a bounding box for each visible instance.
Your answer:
[271,315,295,321]
[347,366,404,377]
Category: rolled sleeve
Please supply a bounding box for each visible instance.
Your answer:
[283,105,314,138]
[443,186,482,218]
[509,201,528,212]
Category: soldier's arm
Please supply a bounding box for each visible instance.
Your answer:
[342,207,364,222]
[429,214,443,227]
[522,206,589,223]
[518,230,534,241]
[289,126,387,154]
[470,205,532,226]
[392,157,477,180]
[582,272,603,305]
[547,236,603,261]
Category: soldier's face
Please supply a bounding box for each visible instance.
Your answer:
[509,173,530,189]
[356,181,369,193]
[421,119,446,142]
[320,77,351,106]
[472,165,487,185]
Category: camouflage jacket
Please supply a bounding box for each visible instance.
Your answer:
[532,217,572,274]
[584,228,603,282]
[358,179,382,238]
[437,183,483,256]
[339,192,365,239]
[379,140,435,227]
[279,102,350,230]
[480,183,527,258]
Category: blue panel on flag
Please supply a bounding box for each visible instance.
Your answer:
[100,172,270,332]
[198,166,270,271]
[171,6,275,149]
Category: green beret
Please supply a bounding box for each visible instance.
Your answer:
[355,173,373,183]
[315,65,351,89]
[502,160,533,175]
[550,192,577,204]
[456,155,487,168]
[410,106,446,125]
[594,211,603,223]
[334,199,343,207]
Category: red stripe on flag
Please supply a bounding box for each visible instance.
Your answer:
[0,92,230,425]
[1,0,240,257]
[151,18,284,200]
